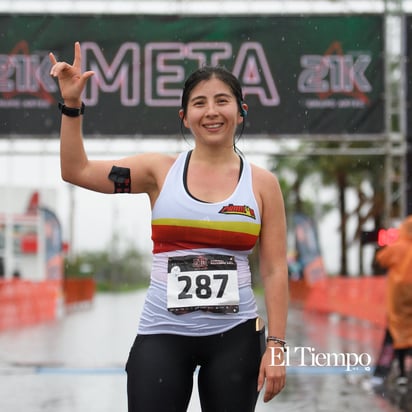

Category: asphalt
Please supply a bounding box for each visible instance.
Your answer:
[371,362,412,412]
[256,296,411,412]
[0,290,410,411]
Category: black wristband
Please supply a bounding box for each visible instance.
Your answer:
[58,102,85,117]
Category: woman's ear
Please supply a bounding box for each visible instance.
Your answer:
[241,103,248,117]
[179,109,189,128]
[239,102,248,123]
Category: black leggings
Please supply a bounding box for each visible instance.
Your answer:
[126,319,262,412]
[396,348,408,377]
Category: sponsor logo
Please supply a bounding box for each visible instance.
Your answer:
[219,204,256,219]
[192,256,209,269]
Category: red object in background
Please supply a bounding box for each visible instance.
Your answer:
[20,234,37,253]
[63,278,95,305]
[62,242,70,254]
[0,279,60,331]
[26,191,39,214]
[377,228,399,247]
[304,276,387,328]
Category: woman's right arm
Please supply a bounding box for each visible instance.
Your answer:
[50,42,172,198]
[50,42,96,186]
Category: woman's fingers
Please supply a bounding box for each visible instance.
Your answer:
[48,52,62,77]
[48,42,94,101]
[73,41,82,69]
[49,42,80,77]
[263,374,286,402]
[49,52,57,66]
[49,60,70,78]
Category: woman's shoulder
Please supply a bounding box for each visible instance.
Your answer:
[249,162,283,211]
[137,152,178,172]
[250,162,279,186]
[129,152,180,199]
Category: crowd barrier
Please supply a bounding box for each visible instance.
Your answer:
[0,277,96,331]
[289,276,387,328]
[63,278,96,306]
[2,275,383,331]
[0,279,61,331]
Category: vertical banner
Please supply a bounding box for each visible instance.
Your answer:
[41,207,63,280]
[0,14,384,137]
[294,213,327,284]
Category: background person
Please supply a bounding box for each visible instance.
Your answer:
[49,42,288,411]
[376,215,412,386]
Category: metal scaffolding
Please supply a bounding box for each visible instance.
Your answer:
[383,0,407,224]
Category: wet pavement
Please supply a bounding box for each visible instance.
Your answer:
[0,290,409,411]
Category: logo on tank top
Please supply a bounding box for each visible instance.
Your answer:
[218,204,256,219]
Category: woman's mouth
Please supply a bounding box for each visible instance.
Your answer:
[203,123,223,130]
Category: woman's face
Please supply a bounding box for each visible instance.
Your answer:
[179,77,244,147]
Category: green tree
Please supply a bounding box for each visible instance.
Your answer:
[269,142,386,275]
[314,142,385,275]
[65,246,149,291]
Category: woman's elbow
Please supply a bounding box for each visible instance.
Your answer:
[60,168,79,185]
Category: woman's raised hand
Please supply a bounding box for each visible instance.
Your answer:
[49,42,94,106]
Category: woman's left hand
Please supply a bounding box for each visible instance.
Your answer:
[257,345,286,402]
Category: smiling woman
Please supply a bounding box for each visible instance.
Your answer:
[49,42,288,412]
[179,66,248,150]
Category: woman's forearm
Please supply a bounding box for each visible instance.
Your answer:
[263,270,288,341]
[59,114,89,184]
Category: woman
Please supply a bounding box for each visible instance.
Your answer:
[49,42,288,411]
[376,215,412,386]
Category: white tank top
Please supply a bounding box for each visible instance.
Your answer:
[138,150,261,336]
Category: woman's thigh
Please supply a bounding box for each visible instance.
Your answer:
[197,320,261,412]
[126,334,197,412]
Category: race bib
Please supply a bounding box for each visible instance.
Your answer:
[167,254,240,314]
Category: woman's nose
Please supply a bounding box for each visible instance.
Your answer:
[205,104,218,116]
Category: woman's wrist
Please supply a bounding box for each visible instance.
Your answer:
[266,336,287,351]
[63,99,83,108]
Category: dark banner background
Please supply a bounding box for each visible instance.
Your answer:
[0,14,384,137]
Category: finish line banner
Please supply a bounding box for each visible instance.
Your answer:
[0,14,384,137]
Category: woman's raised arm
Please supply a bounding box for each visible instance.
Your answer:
[49,42,172,197]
